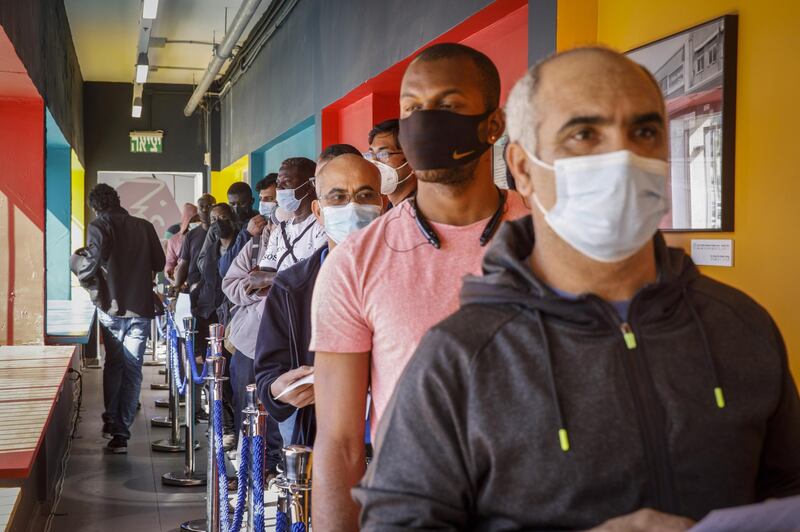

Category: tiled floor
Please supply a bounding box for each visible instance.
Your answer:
[50,363,277,532]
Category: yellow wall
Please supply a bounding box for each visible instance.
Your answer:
[70,150,85,293]
[556,0,800,379]
[211,154,249,203]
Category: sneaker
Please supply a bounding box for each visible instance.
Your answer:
[106,436,127,454]
[102,423,113,440]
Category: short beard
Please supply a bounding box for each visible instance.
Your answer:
[415,159,479,190]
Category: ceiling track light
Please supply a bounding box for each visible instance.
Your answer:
[136,52,149,83]
[142,0,159,19]
[132,97,143,118]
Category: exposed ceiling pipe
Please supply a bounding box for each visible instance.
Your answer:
[184,0,263,117]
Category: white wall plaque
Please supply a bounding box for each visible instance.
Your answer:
[691,239,734,267]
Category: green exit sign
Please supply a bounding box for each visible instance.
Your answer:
[130,131,163,153]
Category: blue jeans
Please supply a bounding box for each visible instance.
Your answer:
[99,310,151,440]
[230,350,255,437]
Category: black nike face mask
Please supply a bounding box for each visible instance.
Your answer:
[398,109,495,171]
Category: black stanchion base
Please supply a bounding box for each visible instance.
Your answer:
[155,398,185,408]
[180,518,207,532]
[162,470,207,487]
[151,438,199,452]
[150,383,169,390]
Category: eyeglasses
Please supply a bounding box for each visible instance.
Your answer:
[318,189,382,207]
[363,151,403,163]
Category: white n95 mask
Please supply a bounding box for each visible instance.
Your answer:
[525,148,669,263]
[372,160,413,195]
[322,203,381,244]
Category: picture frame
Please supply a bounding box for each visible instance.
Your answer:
[626,15,738,232]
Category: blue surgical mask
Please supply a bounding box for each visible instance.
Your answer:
[276,184,309,213]
[525,148,669,263]
[322,203,382,244]
[259,201,277,218]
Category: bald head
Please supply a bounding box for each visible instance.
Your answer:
[315,154,380,196]
[506,46,666,154]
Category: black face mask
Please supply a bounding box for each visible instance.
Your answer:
[398,109,495,171]
[214,219,234,239]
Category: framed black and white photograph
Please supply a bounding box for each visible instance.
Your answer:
[627,15,738,232]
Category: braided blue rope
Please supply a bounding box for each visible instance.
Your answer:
[291,521,306,532]
[186,335,210,385]
[274,511,288,532]
[170,327,188,396]
[212,399,231,532]
[229,433,250,532]
[252,435,266,532]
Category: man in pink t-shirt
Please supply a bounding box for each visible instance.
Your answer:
[310,42,529,532]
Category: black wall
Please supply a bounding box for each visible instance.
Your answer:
[83,82,221,191]
[0,0,84,162]
[221,0,495,167]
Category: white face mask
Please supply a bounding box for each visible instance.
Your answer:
[187,222,201,231]
[524,148,669,263]
[373,160,413,195]
[322,203,382,244]
[276,184,309,213]
[259,200,277,218]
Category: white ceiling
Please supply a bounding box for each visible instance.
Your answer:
[65,0,271,84]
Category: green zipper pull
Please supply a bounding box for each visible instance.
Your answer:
[620,323,637,349]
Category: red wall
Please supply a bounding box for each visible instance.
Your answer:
[321,0,529,148]
[0,26,46,345]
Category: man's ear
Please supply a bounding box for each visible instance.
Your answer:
[506,142,534,197]
[311,199,323,225]
[486,108,506,144]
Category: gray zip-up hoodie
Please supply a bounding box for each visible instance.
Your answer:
[355,216,800,531]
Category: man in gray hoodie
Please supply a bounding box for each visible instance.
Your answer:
[356,47,800,530]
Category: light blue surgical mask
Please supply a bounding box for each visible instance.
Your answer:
[525,148,669,263]
[276,183,309,213]
[259,200,277,218]
[322,203,382,244]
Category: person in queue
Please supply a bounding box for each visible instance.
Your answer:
[309,42,529,531]
[194,202,239,448]
[366,118,417,206]
[172,192,216,422]
[218,178,277,279]
[254,154,383,448]
[222,173,278,441]
[164,203,198,283]
[356,47,800,530]
[70,184,165,453]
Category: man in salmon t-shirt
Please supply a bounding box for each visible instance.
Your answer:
[309,42,529,531]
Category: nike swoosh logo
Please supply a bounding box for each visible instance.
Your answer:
[452,149,475,160]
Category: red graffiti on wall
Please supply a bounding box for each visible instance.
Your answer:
[116,178,181,238]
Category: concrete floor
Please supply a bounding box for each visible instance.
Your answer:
[50,363,277,532]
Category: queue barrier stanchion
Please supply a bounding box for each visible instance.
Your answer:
[152,299,176,424]
[163,316,206,486]
[152,310,190,453]
[270,445,312,532]
[182,324,230,532]
[245,384,268,532]
[144,304,165,366]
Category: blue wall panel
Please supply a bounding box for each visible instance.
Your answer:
[46,108,71,300]
[252,118,317,180]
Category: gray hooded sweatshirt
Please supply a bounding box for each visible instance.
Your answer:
[355,216,800,531]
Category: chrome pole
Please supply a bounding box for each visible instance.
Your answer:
[163,317,205,486]
[181,324,226,532]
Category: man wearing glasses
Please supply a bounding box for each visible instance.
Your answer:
[365,119,417,207]
[254,153,384,446]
